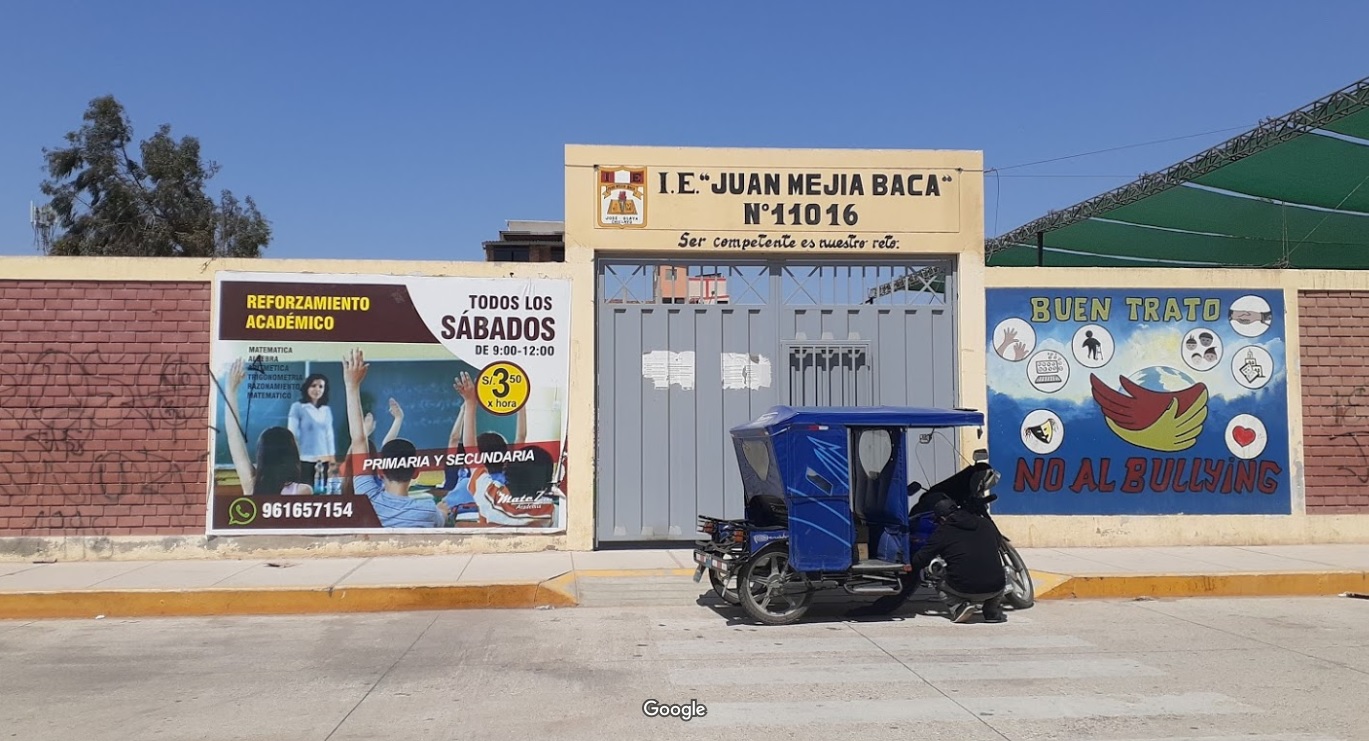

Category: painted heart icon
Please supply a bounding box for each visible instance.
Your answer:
[1232,426,1257,447]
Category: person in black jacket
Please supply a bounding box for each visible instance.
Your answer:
[910,498,1007,623]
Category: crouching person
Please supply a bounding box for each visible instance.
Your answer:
[910,498,1007,623]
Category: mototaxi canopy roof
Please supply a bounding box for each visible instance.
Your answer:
[729,405,985,438]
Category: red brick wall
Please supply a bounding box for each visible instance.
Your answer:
[0,280,211,535]
[1300,291,1369,513]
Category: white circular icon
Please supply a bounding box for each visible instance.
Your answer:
[992,318,1036,362]
[1181,327,1223,372]
[1021,409,1064,455]
[1072,324,1114,368]
[1229,295,1273,338]
[1027,349,1070,394]
[1225,414,1268,459]
[1230,346,1274,390]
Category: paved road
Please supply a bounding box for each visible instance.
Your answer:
[0,593,1365,740]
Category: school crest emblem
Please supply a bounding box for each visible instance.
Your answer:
[598,166,647,227]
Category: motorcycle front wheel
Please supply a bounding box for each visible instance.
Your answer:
[1001,542,1035,609]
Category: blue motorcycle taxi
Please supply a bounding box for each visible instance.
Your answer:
[692,405,1034,625]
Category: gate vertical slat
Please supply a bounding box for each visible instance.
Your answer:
[596,301,618,538]
[748,305,779,458]
[639,307,671,537]
[694,306,726,522]
[614,304,645,538]
[718,309,744,520]
[876,308,905,404]
[903,308,934,486]
[667,307,698,536]
[930,306,958,484]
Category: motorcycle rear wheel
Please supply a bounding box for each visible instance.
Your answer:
[738,543,813,625]
[709,567,740,605]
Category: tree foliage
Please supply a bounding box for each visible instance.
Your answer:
[38,95,271,257]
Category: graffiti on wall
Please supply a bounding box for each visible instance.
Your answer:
[0,348,209,531]
[986,289,1291,515]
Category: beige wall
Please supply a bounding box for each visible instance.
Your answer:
[11,158,1368,554]
[0,255,599,553]
[983,266,1369,546]
[564,144,982,255]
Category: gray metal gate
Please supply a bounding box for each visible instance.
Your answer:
[595,259,959,543]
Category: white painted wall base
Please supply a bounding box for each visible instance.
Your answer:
[0,533,571,563]
[996,514,1369,548]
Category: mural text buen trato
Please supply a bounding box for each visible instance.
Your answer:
[207,271,571,535]
[986,288,1289,515]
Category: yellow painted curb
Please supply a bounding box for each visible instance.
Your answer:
[1027,570,1073,599]
[540,571,580,604]
[1038,571,1369,600]
[0,582,579,620]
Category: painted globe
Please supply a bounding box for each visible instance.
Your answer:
[1127,366,1199,393]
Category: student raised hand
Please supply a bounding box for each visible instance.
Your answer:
[226,357,246,395]
[342,348,369,387]
[454,372,477,403]
[343,349,370,457]
[383,397,404,446]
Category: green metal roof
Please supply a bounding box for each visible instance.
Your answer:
[986,76,1369,269]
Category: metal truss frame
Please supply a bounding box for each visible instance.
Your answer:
[982,75,1369,264]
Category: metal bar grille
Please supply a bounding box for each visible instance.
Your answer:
[785,342,873,407]
[599,260,951,307]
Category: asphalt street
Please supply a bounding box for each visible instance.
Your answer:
[0,593,1365,741]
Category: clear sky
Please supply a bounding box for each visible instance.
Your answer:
[1,1,1365,261]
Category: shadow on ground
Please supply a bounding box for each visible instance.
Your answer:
[690,584,1029,627]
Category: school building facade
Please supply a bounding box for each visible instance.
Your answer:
[2,105,1369,559]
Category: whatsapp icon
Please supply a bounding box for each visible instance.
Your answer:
[228,497,258,526]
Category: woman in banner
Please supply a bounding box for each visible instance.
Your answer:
[289,372,337,486]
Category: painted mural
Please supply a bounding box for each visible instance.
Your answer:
[986,288,1290,515]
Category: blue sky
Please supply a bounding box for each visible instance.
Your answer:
[1,1,1365,261]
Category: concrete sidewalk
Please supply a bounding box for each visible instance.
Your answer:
[0,544,1366,619]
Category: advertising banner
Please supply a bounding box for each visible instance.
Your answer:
[986,288,1290,515]
[207,271,571,534]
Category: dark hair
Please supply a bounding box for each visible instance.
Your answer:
[379,438,417,483]
[299,374,330,406]
[505,446,555,497]
[932,498,958,519]
[477,431,510,473]
[254,426,301,496]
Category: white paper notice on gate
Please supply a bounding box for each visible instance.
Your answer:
[642,350,695,390]
[722,353,771,390]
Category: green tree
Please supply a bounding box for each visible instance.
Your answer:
[37,95,271,257]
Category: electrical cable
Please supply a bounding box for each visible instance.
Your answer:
[985,123,1255,173]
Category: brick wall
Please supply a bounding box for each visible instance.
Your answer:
[1300,291,1369,513]
[0,280,211,535]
